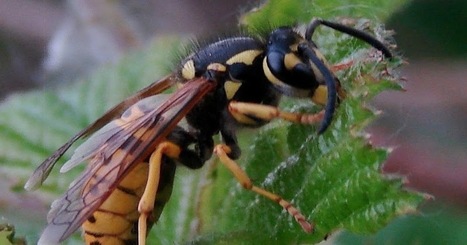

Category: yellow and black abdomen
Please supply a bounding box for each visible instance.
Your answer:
[82,157,176,245]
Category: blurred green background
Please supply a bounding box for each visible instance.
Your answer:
[344,0,467,244]
[0,0,466,244]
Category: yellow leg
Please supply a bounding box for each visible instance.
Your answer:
[214,144,314,233]
[138,142,181,245]
[229,101,324,125]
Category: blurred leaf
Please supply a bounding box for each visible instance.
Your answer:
[0,224,26,245]
[337,204,467,245]
[388,0,467,58]
[241,0,407,33]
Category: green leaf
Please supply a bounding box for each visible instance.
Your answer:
[241,0,408,33]
[0,0,421,244]
[192,62,419,243]
[338,205,467,244]
[0,224,26,245]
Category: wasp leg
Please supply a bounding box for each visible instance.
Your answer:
[214,144,314,233]
[138,142,182,245]
[229,101,325,125]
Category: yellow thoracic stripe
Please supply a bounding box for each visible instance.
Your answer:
[283,53,302,70]
[262,56,311,97]
[311,85,328,106]
[226,49,263,65]
[183,49,262,81]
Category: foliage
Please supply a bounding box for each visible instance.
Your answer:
[0,224,26,245]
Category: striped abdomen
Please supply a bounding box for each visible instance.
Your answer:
[82,158,176,245]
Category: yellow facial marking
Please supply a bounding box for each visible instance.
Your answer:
[289,43,299,52]
[224,81,242,100]
[284,53,302,70]
[263,57,284,87]
[226,49,262,65]
[182,59,195,79]
[311,85,328,105]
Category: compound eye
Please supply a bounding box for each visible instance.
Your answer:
[268,27,299,51]
[265,52,284,76]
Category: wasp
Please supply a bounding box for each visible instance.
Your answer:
[25,18,392,244]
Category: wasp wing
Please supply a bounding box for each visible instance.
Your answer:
[25,74,178,191]
[59,93,173,173]
[36,77,215,244]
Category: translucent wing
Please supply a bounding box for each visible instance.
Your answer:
[59,94,173,173]
[25,74,178,191]
[37,77,216,244]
